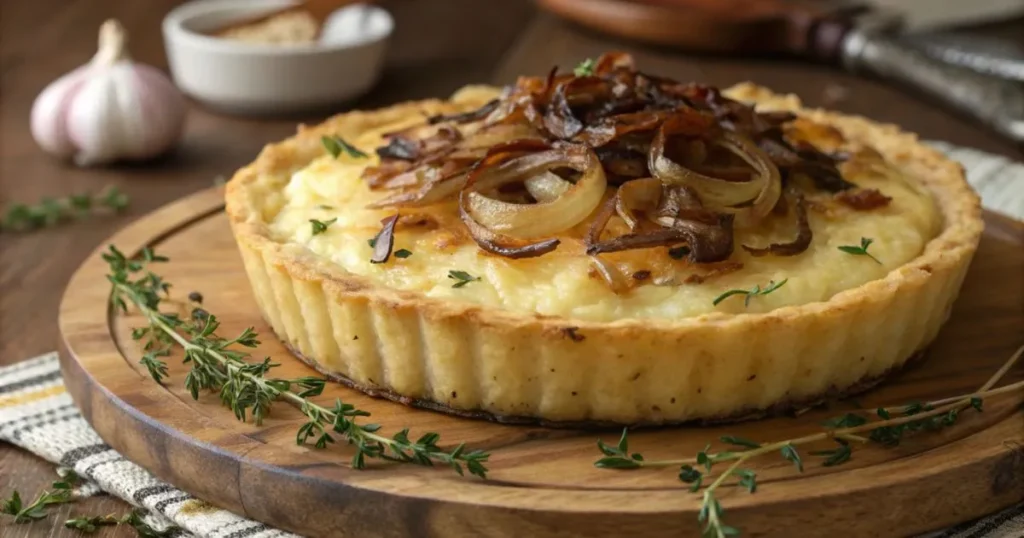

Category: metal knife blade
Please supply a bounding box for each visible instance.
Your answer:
[862,0,1024,31]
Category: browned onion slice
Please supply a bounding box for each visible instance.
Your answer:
[588,254,627,293]
[543,82,585,139]
[376,136,419,161]
[524,171,571,202]
[595,146,648,180]
[586,213,734,263]
[428,99,500,125]
[650,125,781,227]
[594,52,636,75]
[835,188,892,210]
[463,145,607,238]
[615,177,662,231]
[369,139,550,208]
[574,109,677,147]
[742,193,812,257]
[586,195,618,246]
[459,124,543,150]
[370,214,399,264]
[458,200,560,259]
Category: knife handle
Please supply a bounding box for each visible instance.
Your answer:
[841,28,1024,144]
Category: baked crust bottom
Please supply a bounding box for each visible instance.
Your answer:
[226,84,983,425]
[285,340,928,428]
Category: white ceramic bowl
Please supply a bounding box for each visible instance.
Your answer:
[162,0,392,114]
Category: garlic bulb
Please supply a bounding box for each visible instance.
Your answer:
[31,19,186,166]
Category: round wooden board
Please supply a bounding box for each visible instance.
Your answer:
[59,187,1024,538]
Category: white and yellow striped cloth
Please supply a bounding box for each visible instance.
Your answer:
[1,144,1022,537]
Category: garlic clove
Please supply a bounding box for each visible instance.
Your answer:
[30,66,92,159]
[68,66,142,166]
[133,65,187,159]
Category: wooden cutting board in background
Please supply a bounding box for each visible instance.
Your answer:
[535,0,1024,52]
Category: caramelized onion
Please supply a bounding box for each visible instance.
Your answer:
[575,109,678,147]
[650,126,781,227]
[586,214,734,263]
[543,81,585,139]
[370,214,399,264]
[835,188,892,210]
[464,145,607,238]
[615,177,662,230]
[428,99,500,125]
[355,52,852,270]
[524,171,571,202]
[458,199,560,259]
[594,51,636,75]
[588,254,627,293]
[596,146,648,180]
[376,136,419,161]
[586,195,618,246]
[459,124,543,151]
[742,193,812,257]
[370,139,549,208]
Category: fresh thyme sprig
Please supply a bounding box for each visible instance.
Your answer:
[1,474,78,523]
[106,245,489,478]
[594,343,1023,538]
[321,135,368,159]
[712,279,788,307]
[64,510,178,536]
[838,237,881,264]
[1,186,129,232]
[65,514,121,533]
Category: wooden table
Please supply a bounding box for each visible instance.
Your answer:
[1,1,1020,535]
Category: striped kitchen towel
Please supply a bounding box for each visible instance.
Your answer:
[0,356,298,538]
[1,143,1022,537]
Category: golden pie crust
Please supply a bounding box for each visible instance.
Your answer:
[225,84,983,426]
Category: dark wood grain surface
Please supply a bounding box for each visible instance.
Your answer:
[1,0,1021,535]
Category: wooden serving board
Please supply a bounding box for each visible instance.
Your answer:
[59,187,1024,538]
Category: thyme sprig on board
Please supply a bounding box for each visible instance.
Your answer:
[105,245,489,477]
[1,186,129,232]
[64,514,121,533]
[1,471,80,523]
[594,344,1024,538]
[64,510,179,536]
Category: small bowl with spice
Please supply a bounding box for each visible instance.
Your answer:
[162,0,392,115]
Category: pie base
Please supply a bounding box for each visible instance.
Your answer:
[226,84,983,426]
[285,340,929,428]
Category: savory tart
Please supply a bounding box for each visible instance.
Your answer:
[226,53,982,425]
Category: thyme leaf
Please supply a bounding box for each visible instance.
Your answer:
[574,58,596,77]
[322,135,368,159]
[712,279,788,307]
[310,218,337,236]
[838,237,881,264]
[448,270,480,288]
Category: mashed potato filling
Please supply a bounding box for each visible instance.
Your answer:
[267,112,940,322]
